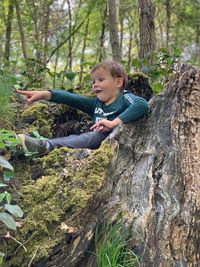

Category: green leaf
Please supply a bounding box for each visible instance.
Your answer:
[153,56,160,62]
[0,183,8,187]
[32,131,40,138]
[0,192,6,203]
[158,48,167,53]
[6,137,19,143]
[5,192,11,204]
[0,157,14,171]
[65,71,76,81]
[0,212,16,230]
[173,49,181,55]
[0,251,5,257]
[5,204,23,218]
[132,58,140,67]
[3,171,15,182]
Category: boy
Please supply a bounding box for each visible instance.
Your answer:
[16,61,149,155]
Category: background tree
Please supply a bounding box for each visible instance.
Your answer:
[107,0,122,62]
[4,0,14,61]
[137,0,156,60]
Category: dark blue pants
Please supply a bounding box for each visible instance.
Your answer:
[48,131,110,150]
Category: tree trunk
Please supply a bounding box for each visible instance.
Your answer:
[137,0,156,59]
[40,64,200,266]
[14,0,27,60]
[66,0,72,69]
[107,0,122,62]
[127,17,133,69]
[79,18,90,85]
[98,8,107,62]
[165,0,171,49]
[4,0,14,61]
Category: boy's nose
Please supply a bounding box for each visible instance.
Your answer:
[93,81,98,87]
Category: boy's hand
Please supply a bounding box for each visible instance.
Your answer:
[17,90,51,104]
[90,118,122,133]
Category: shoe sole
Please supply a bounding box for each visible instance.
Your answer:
[16,134,28,153]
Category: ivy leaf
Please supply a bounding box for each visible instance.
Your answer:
[0,157,14,171]
[0,212,16,230]
[5,204,23,218]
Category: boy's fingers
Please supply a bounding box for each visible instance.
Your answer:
[17,90,30,95]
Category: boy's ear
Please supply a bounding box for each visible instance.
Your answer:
[117,77,124,88]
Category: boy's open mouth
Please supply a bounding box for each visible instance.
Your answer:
[95,89,102,94]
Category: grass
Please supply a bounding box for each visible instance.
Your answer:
[95,217,140,267]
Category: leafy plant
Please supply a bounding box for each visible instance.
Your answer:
[0,67,23,120]
[95,218,140,267]
[0,130,23,261]
[132,48,182,94]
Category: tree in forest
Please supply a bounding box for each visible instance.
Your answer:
[137,0,156,59]
[4,0,14,61]
[107,0,122,62]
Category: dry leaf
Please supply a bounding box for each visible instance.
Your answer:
[61,222,74,233]
[4,231,11,238]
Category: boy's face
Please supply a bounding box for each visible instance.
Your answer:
[91,67,123,106]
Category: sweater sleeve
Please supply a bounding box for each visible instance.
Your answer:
[118,93,150,123]
[49,90,96,115]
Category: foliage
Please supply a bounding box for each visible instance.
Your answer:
[95,217,140,267]
[0,130,23,263]
[0,65,22,120]
[132,48,182,93]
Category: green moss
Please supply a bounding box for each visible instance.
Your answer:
[3,141,114,266]
[128,72,149,80]
[21,103,53,138]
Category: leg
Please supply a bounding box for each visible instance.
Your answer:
[48,131,109,149]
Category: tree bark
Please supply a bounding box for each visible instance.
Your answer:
[137,0,156,59]
[14,0,28,60]
[107,0,122,62]
[66,0,72,69]
[4,0,14,61]
[98,7,107,62]
[165,0,171,49]
[79,18,90,85]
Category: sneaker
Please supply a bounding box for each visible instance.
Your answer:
[16,134,49,156]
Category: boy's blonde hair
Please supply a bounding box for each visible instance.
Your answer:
[90,61,128,90]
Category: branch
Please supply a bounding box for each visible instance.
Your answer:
[47,11,91,64]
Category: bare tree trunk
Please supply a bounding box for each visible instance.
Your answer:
[14,0,27,60]
[53,48,59,89]
[42,1,51,87]
[137,0,156,59]
[127,18,133,69]
[107,0,122,62]
[165,0,171,49]
[4,0,14,61]
[79,18,90,85]
[98,8,107,62]
[119,17,123,54]
[66,0,72,69]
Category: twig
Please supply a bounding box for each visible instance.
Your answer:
[14,232,36,256]
[27,245,40,267]
[10,235,27,252]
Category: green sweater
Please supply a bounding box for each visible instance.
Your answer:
[50,90,149,124]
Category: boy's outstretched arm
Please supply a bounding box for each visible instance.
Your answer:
[90,118,122,133]
[17,90,51,104]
